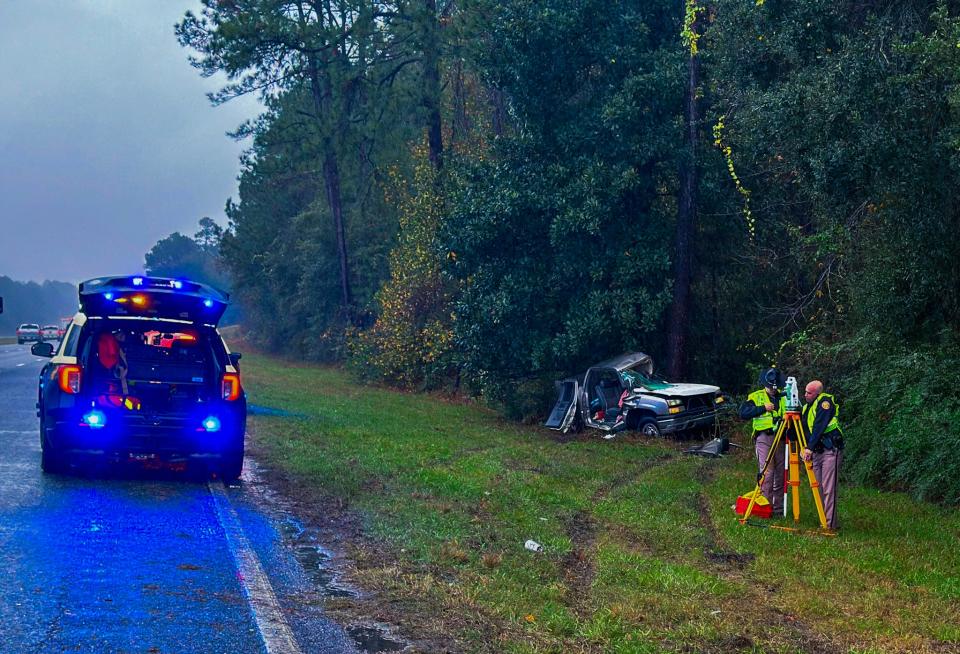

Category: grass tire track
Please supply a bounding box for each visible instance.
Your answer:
[562,451,677,620]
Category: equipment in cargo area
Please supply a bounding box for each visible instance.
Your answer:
[737,376,834,535]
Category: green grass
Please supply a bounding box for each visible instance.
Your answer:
[243,352,960,653]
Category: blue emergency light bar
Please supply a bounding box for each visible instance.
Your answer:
[80,276,228,301]
[78,276,230,324]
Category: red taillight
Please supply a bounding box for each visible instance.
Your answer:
[222,373,241,401]
[57,365,82,394]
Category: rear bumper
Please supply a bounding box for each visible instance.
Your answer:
[44,405,245,460]
[17,334,40,341]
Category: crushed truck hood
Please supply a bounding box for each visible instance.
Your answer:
[631,382,719,397]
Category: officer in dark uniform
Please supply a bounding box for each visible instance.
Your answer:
[801,380,844,530]
[739,368,787,515]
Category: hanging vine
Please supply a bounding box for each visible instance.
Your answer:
[681,0,706,55]
[713,115,756,240]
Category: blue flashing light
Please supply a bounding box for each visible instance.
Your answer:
[203,299,214,308]
[173,280,184,290]
[82,410,106,429]
[132,277,144,286]
[202,416,221,432]
[104,292,114,301]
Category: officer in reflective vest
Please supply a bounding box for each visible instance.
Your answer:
[801,380,844,530]
[739,370,787,514]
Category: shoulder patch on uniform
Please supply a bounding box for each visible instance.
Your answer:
[821,400,831,410]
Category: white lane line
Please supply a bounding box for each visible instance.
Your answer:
[0,430,35,434]
[16,363,25,367]
[208,482,304,654]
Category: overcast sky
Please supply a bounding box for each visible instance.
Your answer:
[0,1,261,284]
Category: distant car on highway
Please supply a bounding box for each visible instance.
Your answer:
[40,325,60,341]
[17,323,41,345]
[32,276,246,480]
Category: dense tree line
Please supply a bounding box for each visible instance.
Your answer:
[177,0,960,503]
[0,277,77,334]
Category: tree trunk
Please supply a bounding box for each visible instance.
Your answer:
[323,149,352,312]
[451,59,470,146]
[422,0,444,168]
[667,36,700,380]
[490,86,507,138]
[306,53,354,314]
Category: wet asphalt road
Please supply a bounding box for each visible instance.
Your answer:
[0,344,366,654]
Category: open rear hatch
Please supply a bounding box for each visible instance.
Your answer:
[79,276,228,326]
[82,323,220,421]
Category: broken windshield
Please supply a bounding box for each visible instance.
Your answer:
[620,368,671,391]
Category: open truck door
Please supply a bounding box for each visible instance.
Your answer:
[545,379,580,432]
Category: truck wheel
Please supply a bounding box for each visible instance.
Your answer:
[39,414,69,474]
[40,432,67,474]
[638,418,663,439]
[220,450,244,483]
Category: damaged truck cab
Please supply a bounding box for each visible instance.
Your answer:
[545,353,727,437]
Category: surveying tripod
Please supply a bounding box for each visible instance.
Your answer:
[739,409,833,534]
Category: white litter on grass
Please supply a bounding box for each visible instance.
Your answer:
[524,540,543,552]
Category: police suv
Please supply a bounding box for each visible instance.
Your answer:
[32,276,246,480]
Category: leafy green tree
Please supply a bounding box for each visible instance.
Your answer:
[177,0,404,317]
[700,0,960,500]
[441,0,684,414]
[177,0,960,503]
[350,145,455,387]
[144,232,208,281]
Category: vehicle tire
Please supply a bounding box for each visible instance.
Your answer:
[17,339,23,345]
[40,421,67,474]
[220,450,244,483]
[638,417,663,439]
[562,413,583,435]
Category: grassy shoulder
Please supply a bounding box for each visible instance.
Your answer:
[242,352,960,654]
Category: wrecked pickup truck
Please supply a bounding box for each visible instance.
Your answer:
[545,352,728,437]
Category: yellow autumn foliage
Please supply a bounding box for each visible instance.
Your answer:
[350,141,455,388]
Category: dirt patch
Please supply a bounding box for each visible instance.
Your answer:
[561,509,597,618]
[769,610,844,654]
[557,453,677,619]
[694,462,755,571]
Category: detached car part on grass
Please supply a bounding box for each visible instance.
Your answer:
[545,352,729,437]
[31,276,246,480]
